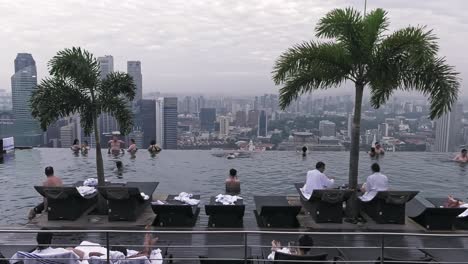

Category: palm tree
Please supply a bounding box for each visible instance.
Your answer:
[272,7,459,212]
[31,47,135,186]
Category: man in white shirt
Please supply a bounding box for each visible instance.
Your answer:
[359,163,388,202]
[300,161,335,199]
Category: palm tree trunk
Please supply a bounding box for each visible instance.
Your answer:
[346,82,364,218]
[93,115,105,186]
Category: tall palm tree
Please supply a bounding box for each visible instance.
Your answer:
[31,47,135,186]
[272,7,459,210]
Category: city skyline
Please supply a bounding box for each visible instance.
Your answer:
[1,0,468,96]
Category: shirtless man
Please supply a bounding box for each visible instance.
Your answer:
[454,149,468,162]
[375,142,385,155]
[108,136,125,156]
[28,167,63,220]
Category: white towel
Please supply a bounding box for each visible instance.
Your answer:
[140,192,149,200]
[83,178,98,187]
[151,200,166,205]
[267,247,291,260]
[76,186,97,197]
[215,194,242,205]
[174,192,199,205]
[457,204,468,218]
[11,250,81,264]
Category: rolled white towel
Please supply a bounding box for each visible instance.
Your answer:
[84,178,98,187]
[140,192,149,200]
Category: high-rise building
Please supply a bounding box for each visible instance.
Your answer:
[235,111,247,127]
[247,110,259,128]
[200,108,216,131]
[127,61,142,111]
[98,55,114,80]
[218,116,230,137]
[319,120,336,137]
[0,89,12,111]
[11,53,42,146]
[258,110,268,137]
[155,98,164,146]
[434,104,463,152]
[141,99,156,147]
[163,97,178,149]
[60,123,75,148]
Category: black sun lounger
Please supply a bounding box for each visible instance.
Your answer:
[407,196,466,230]
[205,196,245,228]
[199,246,252,264]
[98,182,159,221]
[294,183,352,223]
[254,196,301,228]
[361,191,419,224]
[34,186,98,220]
[152,194,200,227]
[274,251,328,264]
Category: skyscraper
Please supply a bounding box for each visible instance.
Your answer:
[319,120,336,137]
[258,110,268,137]
[235,110,247,127]
[200,108,216,131]
[11,53,42,146]
[247,110,259,128]
[219,116,230,137]
[127,61,142,110]
[434,104,463,152]
[163,97,178,149]
[141,99,156,147]
[98,55,114,80]
[155,98,164,146]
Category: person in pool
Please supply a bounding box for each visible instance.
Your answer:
[454,149,468,163]
[127,139,138,155]
[302,146,308,156]
[71,139,80,154]
[225,168,240,194]
[368,147,377,158]
[375,142,385,155]
[148,140,162,154]
[81,140,90,155]
[108,135,125,156]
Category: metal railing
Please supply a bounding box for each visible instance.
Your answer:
[2,229,468,263]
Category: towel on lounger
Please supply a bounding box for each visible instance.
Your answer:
[215,194,242,205]
[76,186,97,197]
[174,192,199,205]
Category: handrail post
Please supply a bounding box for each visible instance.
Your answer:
[244,232,248,264]
[380,234,384,264]
[106,231,110,264]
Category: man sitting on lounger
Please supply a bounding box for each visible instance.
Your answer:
[300,161,334,199]
[359,163,388,202]
[226,168,241,194]
[28,167,63,220]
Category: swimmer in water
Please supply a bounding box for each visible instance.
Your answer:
[454,149,468,163]
[81,140,90,155]
[302,146,308,156]
[127,138,138,155]
[71,139,80,154]
[369,147,377,158]
[115,161,124,174]
[108,135,125,156]
[148,140,162,155]
[375,142,385,155]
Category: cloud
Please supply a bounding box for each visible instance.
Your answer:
[0,0,466,96]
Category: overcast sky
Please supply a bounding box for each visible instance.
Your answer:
[0,0,466,96]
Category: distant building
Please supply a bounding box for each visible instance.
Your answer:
[247,110,259,128]
[319,120,336,137]
[434,104,463,152]
[98,55,114,80]
[235,110,247,127]
[127,61,142,111]
[60,123,75,148]
[218,116,230,137]
[258,110,268,137]
[200,108,216,131]
[11,53,42,146]
[155,98,164,146]
[0,90,12,111]
[141,99,156,147]
[163,97,178,149]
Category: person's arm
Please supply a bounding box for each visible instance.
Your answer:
[322,174,334,188]
[302,173,312,194]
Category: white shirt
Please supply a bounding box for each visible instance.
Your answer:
[360,172,389,202]
[31,247,69,255]
[300,169,334,199]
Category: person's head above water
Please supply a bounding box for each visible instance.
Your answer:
[73,139,79,145]
[315,161,325,172]
[298,234,314,254]
[116,161,123,170]
[229,168,237,177]
[36,227,53,250]
[150,140,156,145]
[371,163,380,173]
[45,166,54,177]
[131,138,135,144]
[112,135,118,142]
[462,149,467,156]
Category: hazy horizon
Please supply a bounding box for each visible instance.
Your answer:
[1,0,467,96]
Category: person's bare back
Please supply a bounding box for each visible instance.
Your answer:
[43,176,63,187]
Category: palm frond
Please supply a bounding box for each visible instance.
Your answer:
[48,47,100,89]
[100,97,134,135]
[99,72,136,101]
[362,8,388,52]
[30,77,91,130]
[273,41,352,84]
